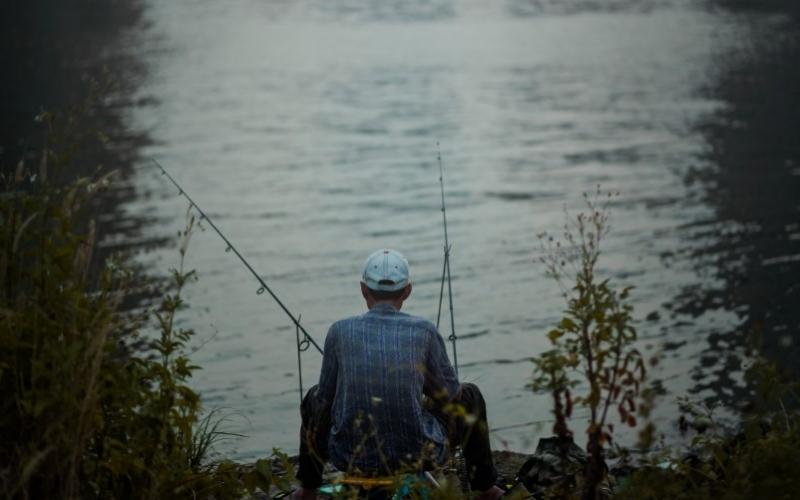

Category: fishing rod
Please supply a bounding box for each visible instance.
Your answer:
[435,144,459,379]
[151,159,322,370]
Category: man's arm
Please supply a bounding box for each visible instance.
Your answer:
[316,325,338,407]
[423,328,460,402]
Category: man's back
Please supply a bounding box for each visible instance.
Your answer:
[317,302,459,473]
[293,249,502,499]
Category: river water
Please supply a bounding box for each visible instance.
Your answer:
[119,0,800,460]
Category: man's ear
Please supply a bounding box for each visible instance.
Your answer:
[360,282,371,300]
[401,283,412,300]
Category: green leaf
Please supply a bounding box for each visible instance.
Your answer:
[19,447,53,487]
[255,458,273,491]
[560,317,577,331]
[547,328,564,343]
[242,469,259,493]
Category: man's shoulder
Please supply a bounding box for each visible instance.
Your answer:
[401,313,438,335]
[328,314,371,333]
[328,316,358,334]
[388,311,440,342]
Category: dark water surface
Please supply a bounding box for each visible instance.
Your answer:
[6,0,797,461]
[1,0,154,267]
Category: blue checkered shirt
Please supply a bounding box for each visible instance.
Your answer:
[316,303,460,473]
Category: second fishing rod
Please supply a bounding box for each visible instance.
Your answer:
[435,143,459,379]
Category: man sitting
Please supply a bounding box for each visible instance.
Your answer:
[292,249,503,499]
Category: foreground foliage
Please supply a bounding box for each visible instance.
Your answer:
[0,139,278,498]
[531,189,800,499]
[532,190,647,499]
[616,357,800,499]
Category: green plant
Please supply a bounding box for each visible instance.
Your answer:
[532,189,646,500]
[87,206,232,498]
[0,110,269,498]
[615,356,800,499]
[0,151,118,498]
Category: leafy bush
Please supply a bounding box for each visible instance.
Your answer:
[615,357,800,499]
[531,190,800,499]
[0,136,271,497]
[532,189,647,499]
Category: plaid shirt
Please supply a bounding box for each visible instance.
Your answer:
[317,302,460,473]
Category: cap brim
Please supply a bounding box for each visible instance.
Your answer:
[362,279,409,292]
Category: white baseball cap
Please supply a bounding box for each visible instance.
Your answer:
[361,249,411,292]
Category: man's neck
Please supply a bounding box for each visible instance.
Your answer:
[367,300,403,311]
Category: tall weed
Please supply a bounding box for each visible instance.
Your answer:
[0,119,265,498]
[532,189,646,499]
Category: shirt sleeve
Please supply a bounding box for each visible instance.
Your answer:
[317,324,338,406]
[423,328,460,401]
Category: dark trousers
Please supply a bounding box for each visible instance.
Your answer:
[296,383,498,491]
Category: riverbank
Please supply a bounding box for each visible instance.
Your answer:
[244,406,800,498]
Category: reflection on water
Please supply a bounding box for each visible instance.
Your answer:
[121,0,799,459]
[677,11,800,403]
[0,0,154,276]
